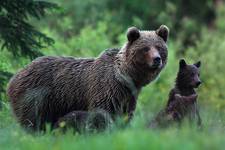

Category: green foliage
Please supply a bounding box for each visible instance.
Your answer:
[215,4,225,32]
[0,61,12,109]
[0,51,14,109]
[41,0,215,45]
[43,22,113,57]
[0,0,225,149]
[0,0,58,106]
[186,27,225,113]
[0,0,58,58]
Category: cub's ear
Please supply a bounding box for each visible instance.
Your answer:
[179,59,187,69]
[194,61,201,68]
[127,27,140,43]
[156,25,169,42]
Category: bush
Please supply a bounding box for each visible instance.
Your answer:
[42,21,113,57]
[0,52,12,108]
[186,27,225,113]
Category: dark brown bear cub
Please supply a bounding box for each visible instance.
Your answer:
[149,59,202,128]
[7,25,169,131]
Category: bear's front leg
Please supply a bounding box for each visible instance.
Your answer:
[127,95,137,122]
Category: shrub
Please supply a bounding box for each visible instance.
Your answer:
[186,28,225,113]
[42,21,113,57]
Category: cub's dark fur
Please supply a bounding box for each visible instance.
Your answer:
[7,25,169,131]
[149,59,202,128]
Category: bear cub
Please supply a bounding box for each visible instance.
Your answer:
[149,59,202,128]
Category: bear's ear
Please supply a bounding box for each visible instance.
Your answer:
[194,61,201,68]
[127,27,140,43]
[179,59,187,69]
[156,25,169,42]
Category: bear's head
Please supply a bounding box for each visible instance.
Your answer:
[118,25,169,87]
[176,59,202,89]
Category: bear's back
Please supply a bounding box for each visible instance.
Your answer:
[7,56,97,129]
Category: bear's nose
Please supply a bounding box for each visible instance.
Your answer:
[153,57,161,65]
[196,81,202,87]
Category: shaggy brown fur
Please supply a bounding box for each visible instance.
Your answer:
[7,25,169,131]
[149,59,202,128]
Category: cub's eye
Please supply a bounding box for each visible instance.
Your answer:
[141,47,149,52]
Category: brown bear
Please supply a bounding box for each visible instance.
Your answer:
[149,59,202,128]
[7,25,169,131]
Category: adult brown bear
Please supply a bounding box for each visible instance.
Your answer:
[7,25,169,131]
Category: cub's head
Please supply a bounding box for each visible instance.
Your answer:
[121,25,169,72]
[177,59,202,89]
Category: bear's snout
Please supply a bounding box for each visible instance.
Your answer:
[195,80,201,88]
[146,47,162,69]
[153,56,162,67]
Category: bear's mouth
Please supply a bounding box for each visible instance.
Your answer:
[194,84,200,88]
[150,63,162,70]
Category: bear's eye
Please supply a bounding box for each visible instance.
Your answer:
[155,45,164,51]
[141,47,149,52]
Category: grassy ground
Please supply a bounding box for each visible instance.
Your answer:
[0,103,224,150]
[0,41,224,150]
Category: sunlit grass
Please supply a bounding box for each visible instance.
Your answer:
[0,104,224,150]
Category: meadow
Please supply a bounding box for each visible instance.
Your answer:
[0,0,225,149]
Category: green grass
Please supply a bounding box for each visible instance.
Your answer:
[0,104,224,150]
[0,34,224,150]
